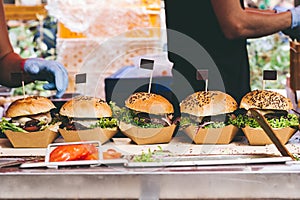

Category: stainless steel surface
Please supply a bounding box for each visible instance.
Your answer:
[1,163,300,199]
[125,154,292,168]
[1,132,300,199]
[0,157,26,168]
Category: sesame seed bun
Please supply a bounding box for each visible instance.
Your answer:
[125,92,174,114]
[6,96,56,118]
[59,96,112,118]
[180,91,238,117]
[240,90,293,111]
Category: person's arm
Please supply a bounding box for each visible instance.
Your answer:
[245,7,276,14]
[210,0,292,39]
[0,0,68,98]
[0,1,32,87]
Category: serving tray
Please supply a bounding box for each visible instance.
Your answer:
[20,153,292,169]
[124,154,293,168]
[20,141,127,169]
[15,140,296,169]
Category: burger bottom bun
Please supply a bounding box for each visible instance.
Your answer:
[4,129,58,148]
[183,125,239,144]
[242,126,297,146]
[59,127,118,145]
[119,122,177,145]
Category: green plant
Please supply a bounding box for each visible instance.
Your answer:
[8,17,58,96]
[247,33,290,90]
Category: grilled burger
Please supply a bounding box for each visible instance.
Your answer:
[179,91,239,144]
[59,96,118,130]
[58,96,118,143]
[1,96,57,133]
[180,91,238,129]
[116,92,178,144]
[230,90,299,145]
[232,90,299,129]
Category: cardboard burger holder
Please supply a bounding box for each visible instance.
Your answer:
[183,124,239,145]
[59,127,117,144]
[4,128,58,148]
[242,126,297,146]
[119,122,177,145]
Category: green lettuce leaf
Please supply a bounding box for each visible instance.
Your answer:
[228,113,299,128]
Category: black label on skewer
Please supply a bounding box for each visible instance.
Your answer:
[196,70,208,80]
[140,59,154,70]
[263,70,277,80]
[75,73,87,84]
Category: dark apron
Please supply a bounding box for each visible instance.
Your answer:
[164,0,250,103]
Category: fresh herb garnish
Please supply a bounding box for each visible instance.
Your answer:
[110,101,165,128]
[229,113,299,128]
[0,118,27,133]
[133,146,164,162]
[89,118,118,129]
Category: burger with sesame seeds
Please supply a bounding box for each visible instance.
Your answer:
[179,91,239,144]
[114,92,178,145]
[58,96,118,144]
[230,90,299,145]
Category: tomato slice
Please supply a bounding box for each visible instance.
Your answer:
[82,144,99,160]
[49,144,98,162]
[23,126,40,132]
[49,145,123,162]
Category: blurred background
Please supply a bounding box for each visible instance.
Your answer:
[1,0,297,100]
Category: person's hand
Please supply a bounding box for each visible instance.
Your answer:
[23,58,68,98]
[274,6,300,40]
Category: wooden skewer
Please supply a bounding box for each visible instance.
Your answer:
[249,108,296,160]
[22,81,25,99]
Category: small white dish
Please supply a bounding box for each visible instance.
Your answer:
[112,138,132,145]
